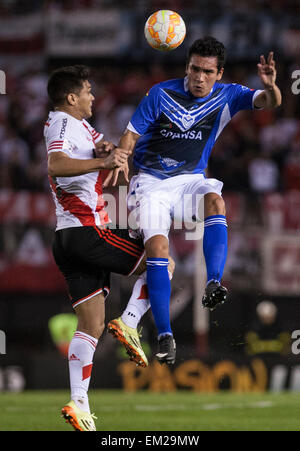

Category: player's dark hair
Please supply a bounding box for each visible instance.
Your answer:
[47,65,90,106]
[187,36,226,72]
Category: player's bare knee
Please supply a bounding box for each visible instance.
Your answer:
[204,193,226,216]
[145,235,169,258]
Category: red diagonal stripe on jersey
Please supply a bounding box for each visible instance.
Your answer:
[94,172,109,224]
[93,226,141,258]
[94,172,104,212]
[49,176,96,226]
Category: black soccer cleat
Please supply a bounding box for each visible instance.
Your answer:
[156,335,176,366]
[202,280,228,310]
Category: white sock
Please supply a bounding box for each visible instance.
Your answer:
[121,273,150,329]
[68,331,98,413]
[121,269,173,329]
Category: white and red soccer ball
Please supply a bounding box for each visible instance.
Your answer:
[144,10,186,52]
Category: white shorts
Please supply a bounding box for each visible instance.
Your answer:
[127,172,223,243]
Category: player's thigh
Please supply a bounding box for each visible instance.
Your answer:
[128,176,173,242]
[52,228,111,312]
[56,226,143,276]
[180,176,224,222]
[93,227,146,276]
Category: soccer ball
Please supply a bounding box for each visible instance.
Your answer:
[144,10,186,52]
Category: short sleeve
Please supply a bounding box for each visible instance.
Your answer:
[82,119,104,144]
[228,83,263,116]
[128,84,161,136]
[47,137,75,156]
[46,122,73,159]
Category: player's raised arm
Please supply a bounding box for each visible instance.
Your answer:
[103,129,140,187]
[254,51,282,109]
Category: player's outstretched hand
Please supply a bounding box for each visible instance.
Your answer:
[102,147,130,170]
[257,52,277,88]
[103,162,129,188]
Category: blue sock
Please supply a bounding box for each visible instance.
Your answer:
[203,215,228,284]
[146,258,172,337]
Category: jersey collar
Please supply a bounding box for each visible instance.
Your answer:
[53,109,84,124]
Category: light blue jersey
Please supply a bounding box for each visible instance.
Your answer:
[128,77,261,179]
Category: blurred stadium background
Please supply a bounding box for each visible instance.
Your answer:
[0,0,300,400]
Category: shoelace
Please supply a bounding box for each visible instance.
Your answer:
[137,326,143,339]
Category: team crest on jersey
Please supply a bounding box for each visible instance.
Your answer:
[62,138,76,153]
[182,114,195,130]
[160,88,225,132]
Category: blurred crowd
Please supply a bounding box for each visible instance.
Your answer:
[210,63,300,194]
[0,59,299,196]
[0,0,299,197]
[0,0,299,15]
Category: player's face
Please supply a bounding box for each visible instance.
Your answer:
[186,55,224,98]
[76,80,95,118]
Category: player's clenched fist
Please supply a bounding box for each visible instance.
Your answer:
[102,147,130,169]
[94,140,116,157]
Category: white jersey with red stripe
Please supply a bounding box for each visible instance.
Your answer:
[44,110,110,231]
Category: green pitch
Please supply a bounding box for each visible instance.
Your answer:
[0,390,300,431]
